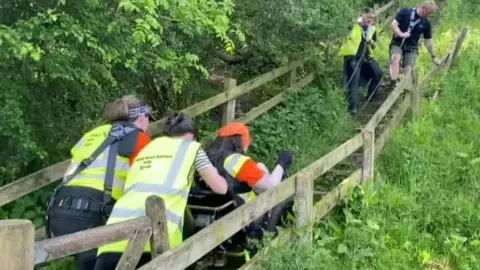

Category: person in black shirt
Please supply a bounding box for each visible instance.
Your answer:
[389,1,441,86]
[340,8,383,115]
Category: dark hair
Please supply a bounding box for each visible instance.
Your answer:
[206,135,244,166]
[163,112,198,138]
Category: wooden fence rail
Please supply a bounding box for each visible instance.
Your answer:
[1,2,470,270]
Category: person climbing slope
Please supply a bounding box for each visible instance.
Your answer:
[340,7,383,115]
[205,122,293,260]
[45,94,152,270]
[95,112,228,270]
[389,0,442,87]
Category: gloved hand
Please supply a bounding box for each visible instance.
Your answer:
[276,151,293,170]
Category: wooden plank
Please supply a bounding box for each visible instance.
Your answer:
[452,28,468,59]
[294,172,314,245]
[290,67,297,86]
[137,177,296,270]
[364,71,412,131]
[115,228,152,270]
[236,73,314,124]
[146,58,309,136]
[374,95,410,159]
[375,0,395,16]
[0,159,69,207]
[222,78,237,125]
[313,169,362,222]
[362,129,375,183]
[295,133,364,179]
[0,219,35,270]
[145,196,170,258]
[34,217,151,264]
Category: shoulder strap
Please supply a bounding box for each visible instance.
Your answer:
[60,124,137,200]
[408,7,421,32]
[102,124,137,205]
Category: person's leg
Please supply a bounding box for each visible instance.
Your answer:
[403,50,419,76]
[344,56,361,114]
[95,253,123,270]
[49,208,104,270]
[362,60,383,100]
[389,44,403,85]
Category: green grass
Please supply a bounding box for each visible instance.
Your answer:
[251,6,480,270]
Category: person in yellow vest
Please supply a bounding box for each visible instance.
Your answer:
[204,122,293,261]
[94,112,228,270]
[45,94,152,270]
[340,8,383,115]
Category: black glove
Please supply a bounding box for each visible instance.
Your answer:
[276,151,293,170]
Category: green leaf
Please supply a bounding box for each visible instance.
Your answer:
[337,243,348,254]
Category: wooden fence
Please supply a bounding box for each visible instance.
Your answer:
[0,1,469,269]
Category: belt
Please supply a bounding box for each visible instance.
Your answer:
[53,196,113,214]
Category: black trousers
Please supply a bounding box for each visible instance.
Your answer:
[343,56,383,110]
[95,253,152,270]
[47,187,107,270]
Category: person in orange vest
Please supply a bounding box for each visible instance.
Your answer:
[46,94,152,270]
[205,122,293,236]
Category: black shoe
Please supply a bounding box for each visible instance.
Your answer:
[350,109,358,115]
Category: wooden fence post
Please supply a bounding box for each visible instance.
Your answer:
[146,195,170,258]
[294,171,313,245]
[222,78,237,125]
[0,219,34,270]
[362,129,375,183]
[116,227,152,270]
[411,69,420,120]
[290,66,297,86]
[374,4,381,24]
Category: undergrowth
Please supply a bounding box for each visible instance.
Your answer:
[252,4,480,270]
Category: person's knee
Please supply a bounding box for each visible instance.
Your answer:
[391,54,401,64]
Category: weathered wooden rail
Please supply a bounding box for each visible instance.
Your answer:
[0,1,469,269]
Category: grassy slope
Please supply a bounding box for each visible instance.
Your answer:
[253,2,480,270]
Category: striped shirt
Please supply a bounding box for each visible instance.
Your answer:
[195,148,212,171]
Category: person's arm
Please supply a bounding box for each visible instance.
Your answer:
[234,159,283,190]
[195,149,228,194]
[369,31,377,48]
[423,22,436,57]
[391,9,409,37]
[235,152,293,191]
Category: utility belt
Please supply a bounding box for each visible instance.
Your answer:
[391,41,419,53]
[49,195,114,216]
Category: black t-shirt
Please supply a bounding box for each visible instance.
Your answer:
[391,7,432,47]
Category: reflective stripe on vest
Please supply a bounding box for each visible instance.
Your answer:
[339,22,376,57]
[97,137,200,255]
[224,153,257,203]
[408,7,421,33]
[65,124,130,200]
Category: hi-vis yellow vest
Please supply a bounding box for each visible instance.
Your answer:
[97,136,200,255]
[340,21,376,57]
[223,153,257,203]
[65,124,131,201]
